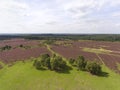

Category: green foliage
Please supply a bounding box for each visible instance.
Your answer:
[23,34,120,42]
[86,62,102,75]
[43,40,55,45]
[33,60,42,70]
[44,57,51,69]
[40,54,51,68]
[33,59,37,66]
[51,56,67,71]
[19,44,23,47]
[33,53,102,76]
[52,54,56,58]
[41,54,50,60]
[33,54,67,72]
[1,34,120,42]
[69,58,75,65]
[33,54,51,69]
[19,44,31,49]
[76,56,87,70]
[0,45,12,51]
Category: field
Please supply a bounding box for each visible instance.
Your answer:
[0,38,120,90]
[0,60,120,90]
[51,40,120,73]
[0,39,51,63]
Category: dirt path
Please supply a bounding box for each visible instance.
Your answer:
[45,44,68,61]
[96,54,105,65]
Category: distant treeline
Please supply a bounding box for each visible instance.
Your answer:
[23,34,120,42]
[0,34,120,41]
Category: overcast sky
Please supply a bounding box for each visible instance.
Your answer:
[0,0,120,34]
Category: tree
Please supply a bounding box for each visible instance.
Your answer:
[1,45,12,51]
[41,54,50,60]
[40,54,49,66]
[43,40,55,45]
[69,58,75,65]
[19,44,23,47]
[33,54,51,70]
[51,56,67,71]
[52,54,56,58]
[44,57,51,69]
[86,62,101,75]
[33,59,37,66]
[76,56,87,70]
[33,60,42,70]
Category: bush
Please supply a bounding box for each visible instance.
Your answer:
[41,54,50,60]
[51,56,67,71]
[69,58,75,65]
[33,54,51,70]
[33,60,42,70]
[52,54,56,58]
[44,57,51,69]
[19,44,23,47]
[33,59,37,66]
[86,62,102,75]
[39,54,51,69]
[43,40,55,45]
[75,56,87,70]
[1,45,12,51]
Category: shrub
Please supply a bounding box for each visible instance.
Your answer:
[33,54,51,70]
[40,54,51,68]
[52,54,56,58]
[69,58,75,65]
[19,44,23,47]
[43,40,55,45]
[33,60,42,70]
[51,56,67,71]
[86,62,102,75]
[41,54,50,60]
[43,57,51,69]
[33,59,37,66]
[1,45,12,51]
[75,56,87,70]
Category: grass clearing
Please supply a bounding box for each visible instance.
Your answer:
[82,47,112,54]
[0,60,120,90]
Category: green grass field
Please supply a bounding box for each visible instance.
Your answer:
[0,60,120,90]
[82,47,112,54]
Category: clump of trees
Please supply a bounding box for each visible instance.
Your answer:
[69,58,75,65]
[69,56,102,75]
[43,40,55,45]
[76,56,87,71]
[33,54,51,70]
[51,56,67,71]
[33,54,102,75]
[33,54,67,72]
[86,62,102,75]
[19,44,31,49]
[0,45,12,51]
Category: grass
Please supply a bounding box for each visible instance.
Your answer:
[82,47,112,54]
[0,60,120,90]
[117,63,120,71]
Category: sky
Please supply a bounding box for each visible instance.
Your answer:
[0,0,120,34]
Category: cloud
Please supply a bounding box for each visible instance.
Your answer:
[0,0,120,34]
[112,12,120,17]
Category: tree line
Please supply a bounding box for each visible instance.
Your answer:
[33,54,102,75]
[1,34,120,42]
[69,56,101,75]
[25,34,120,42]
